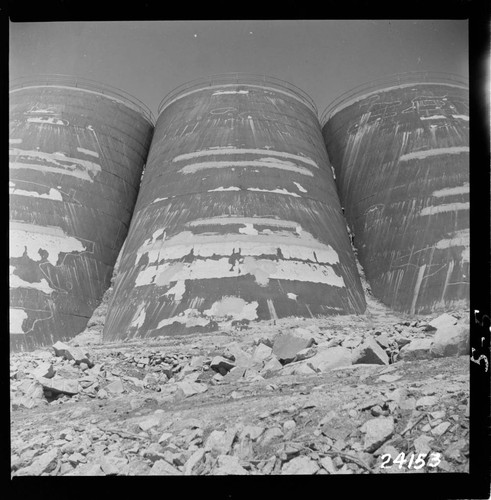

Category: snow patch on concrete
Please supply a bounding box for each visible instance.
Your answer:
[212,90,249,95]
[156,309,210,329]
[9,138,22,144]
[76,147,99,157]
[9,266,55,294]
[27,117,67,125]
[420,202,469,216]
[399,146,469,162]
[178,158,313,177]
[131,305,146,329]
[247,187,301,197]
[431,183,469,198]
[420,115,448,120]
[203,296,258,321]
[9,148,101,182]
[10,308,28,334]
[10,221,87,266]
[293,182,308,193]
[238,223,259,236]
[452,115,469,121]
[287,293,298,300]
[136,257,345,289]
[164,280,186,301]
[172,147,318,168]
[435,229,470,263]
[136,230,340,265]
[9,186,63,201]
[187,217,299,230]
[208,186,241,192]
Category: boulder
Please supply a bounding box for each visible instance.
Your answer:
[252,343,273,363]
[210,356,236,375]
[352,336,389,365]
[272,331,315,363]
[427,313,458,331]
[430,324,469,357]
[52,341,94,367]
[307,347,352,372]
[397,338,433,361]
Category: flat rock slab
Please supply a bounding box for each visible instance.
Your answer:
[307,346,352,372]
[361,416,395,452]
[39,377,79,395]
[281,456,320,475]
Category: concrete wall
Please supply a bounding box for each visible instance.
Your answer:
[103,76,366,341]
[9,81,154,351]
[323,81,469,314]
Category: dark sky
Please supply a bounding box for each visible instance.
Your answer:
[9,20,468,119]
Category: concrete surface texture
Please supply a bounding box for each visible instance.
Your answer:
[322,78,469,315]
[9,77,154,351]
[103,75,366,341]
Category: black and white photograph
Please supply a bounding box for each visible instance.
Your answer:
[7,12,490,496]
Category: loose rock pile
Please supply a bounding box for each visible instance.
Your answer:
[11,308,470,476]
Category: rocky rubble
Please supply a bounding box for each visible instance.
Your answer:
[10,304,470,476]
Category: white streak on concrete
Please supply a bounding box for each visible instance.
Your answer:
[164,280,186,301]
[151,197,169,204]
[9,266,54,294]
[247,187,301,197]
[452,115,469,121]
[11,85,150,119]
[187,217,299,229]
[9,148,101,182]
[238,223,259,236]
[159,83,315,114]
[178,158,313,177]
[399,146,469,162]
[136,230,340,265]
[10,221,87,266]
[420,202,469,216]
[9,186,63,201]
[135,258,345,289]
[27,117,66,125]
[142,228,166,247]
[410,264,427,315]
[203,296,258,321]
[172,147,318,168]
[9,138,22,144]
[131,306,146,329]
[76,147,99,157]
[420,115,448,120]
[293,182,308,193]
[432,183,469,198]
[208,186,241,192]
[329,82,468,117]
[10,308,28,334]
[287,293,298,300]
[156,309,209,329]
[212,90,249,95]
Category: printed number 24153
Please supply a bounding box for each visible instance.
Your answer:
[380,452,441,469]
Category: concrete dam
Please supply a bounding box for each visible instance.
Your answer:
[9,73,469,350]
